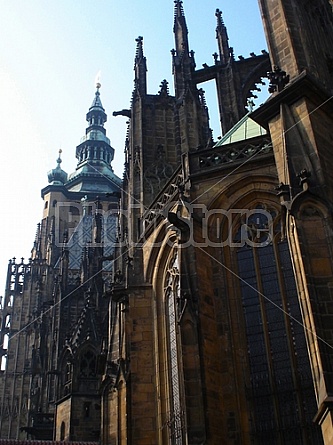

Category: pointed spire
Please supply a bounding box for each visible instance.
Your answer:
[172,0,195,98]
[90,83,104,110]
[85,81,108,137]
[215,9,230,64]
[174,0,185,20]
[173,0,189,55]
[65,82,121,194]
[87,72,104,111]
[134,36,147,96]
[135,36,144,62]
[158,79,170,97]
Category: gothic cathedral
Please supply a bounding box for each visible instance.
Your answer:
[1,1,333,444]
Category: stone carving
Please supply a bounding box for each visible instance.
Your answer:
[144,145,174,196]
[267,66,289,93]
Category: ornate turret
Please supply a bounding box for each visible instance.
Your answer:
[173,0,189,56]
[86,80,107,126]
[76,81,113,166]
[215,9,230,65]
[47,150,68,185]
[172,0,196,99]
[133,36,147,97]
[66,81,121,194]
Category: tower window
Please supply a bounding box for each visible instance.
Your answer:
[69,205,80,216]
[1,354,7,371]
[4,314,11,328]
[7,295,13,307]
[62,356,73,396]
[79,350,96,378]
[3,333,9,349]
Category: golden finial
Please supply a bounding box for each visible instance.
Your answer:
[95,71,101,89]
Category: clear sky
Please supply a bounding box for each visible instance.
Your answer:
[0,0,268,293]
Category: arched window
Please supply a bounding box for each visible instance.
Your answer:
[228,205,322,443]
[7,295,14,307]
[164,252,184,444]
[4,314,11,328]
[79,349,97,378]
[3,333,9,349]
[69,205,80,216]
[1,354,7,371]
[60,421,65,441]
[61,352,73,396]
[63,361,72,395]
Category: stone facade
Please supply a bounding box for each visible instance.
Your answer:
[1,1,333,444]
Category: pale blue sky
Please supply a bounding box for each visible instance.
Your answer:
[0,1,267,292]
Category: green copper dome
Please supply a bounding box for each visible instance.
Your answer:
[47,150,68,185]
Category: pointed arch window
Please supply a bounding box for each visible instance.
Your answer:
[3,333,9,350]
[1,354,7,371]
[63,360,73,396]
[61,351,73,397]
[79,349,97,378]
[230,205,322,443]
[60,421,65,441]
[7,294,14,307]
[164,251,184,444]
[4,314,11,328]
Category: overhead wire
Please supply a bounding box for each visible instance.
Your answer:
[2,90,333,353]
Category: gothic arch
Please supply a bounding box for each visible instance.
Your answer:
[60,421,65,441]
[78,345,98,379]
[151,237,186,444]
[211,191,321,442]
[241,57,271,107]
[204,175,281,251]
[145,220,176,284]
[291,193,332,220]
[59,348,74,398]
[207,173,279,213]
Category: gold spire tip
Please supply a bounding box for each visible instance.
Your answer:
[95,71,101,89]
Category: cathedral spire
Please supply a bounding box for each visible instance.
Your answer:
[65,82,121,194]
[215,9,230,65]
[134,36,147,96]
[86,80,107,131]
[173,0,189,55]
[172,0,196,99]
[77,80,111,166]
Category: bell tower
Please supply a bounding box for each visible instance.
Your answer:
[253,1,333,442]
[0,82,121,441]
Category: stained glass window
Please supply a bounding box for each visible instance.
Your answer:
[235,207,323,444]
[164,252,184,445]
